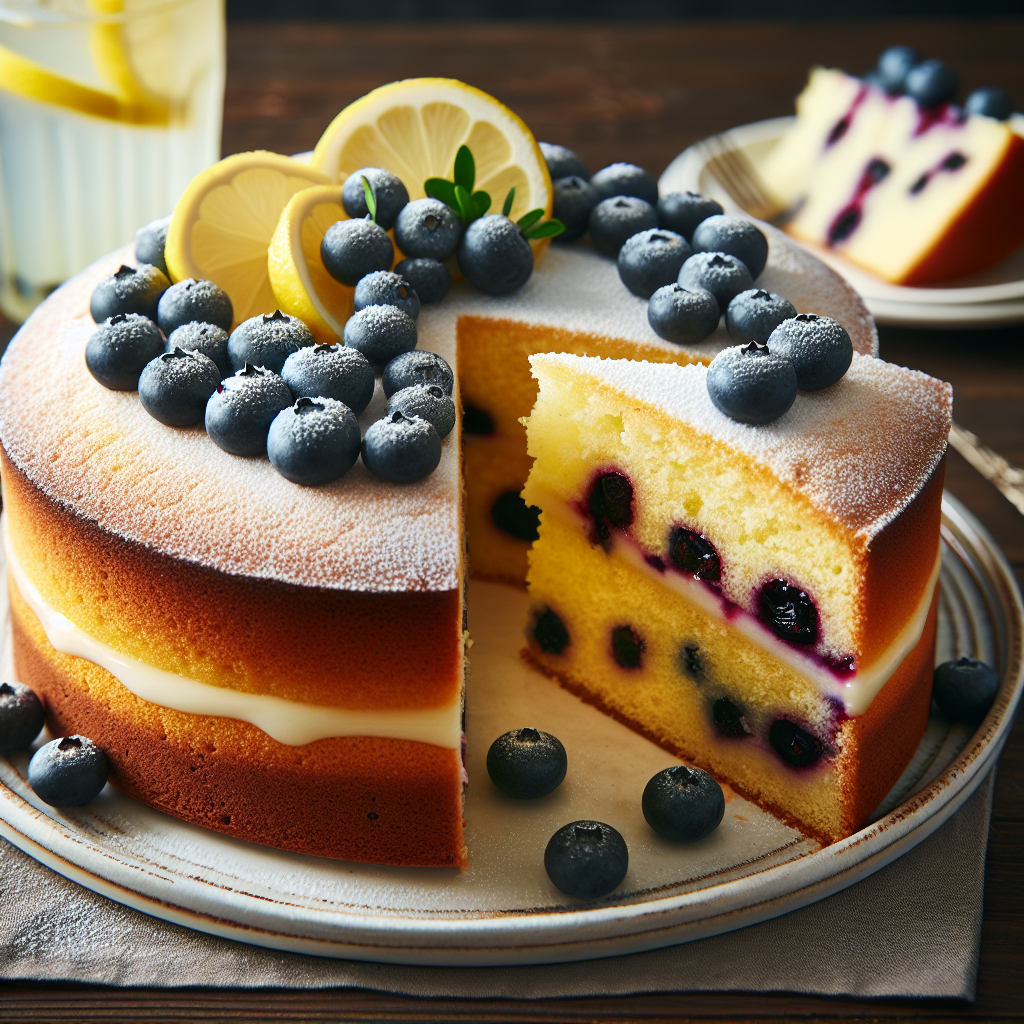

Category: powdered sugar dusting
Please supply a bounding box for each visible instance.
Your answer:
[533,352,950,537]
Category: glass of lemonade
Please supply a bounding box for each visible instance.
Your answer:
[0,0,224,321]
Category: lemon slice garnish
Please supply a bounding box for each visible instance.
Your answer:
[268,186,355,344]
[165,152,331,326]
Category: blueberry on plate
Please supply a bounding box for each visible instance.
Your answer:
[267,396,361,486]
[0,681,45,754]
[691,215,768,279]
[642,764,725,842]
[205,364,294,457]
[281,343,375,415]
[166,321,231,378]
[343,304,418,374]
[381,349,454,398]
[486,727,567,799]
[617,228,692,298]
[157,278,234,335]
[876,45,920,94]
[85,313,165,391]
[706,342,798,424]
[139,348,221,427]
[552,176,600,243]
[904,59,958,107]
[457,214,534,296]
[589,162,659,205]
[134,215,171,275]
[544,820,628,899]
[90,263,169,323]
[965,86,1013,121]
[361,411,442,484]
[766,313,853,391]
[386,383,456,438]
[657,191,724,242]
[393,257,450,304]
[28,735,109,808]
[647,284,720,345]
[933,657,1000,724]
[678,251,753,309]
[354,270,420,320]
[394,198,462,262]
[726,289,797,345]
[341,166,409,231]
[539,141,589,181]
[588,196,658,258]
[321,217,395,287]
[228,310,315,375]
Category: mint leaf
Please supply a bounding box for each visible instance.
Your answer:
[425,177,458,208]
[454,184,473,224]
[516,208,544,231]
[454,145,475,193]
[471,190,491,220]
[361,175,377,224]
[522,218,566,240]
[502,187,515,217]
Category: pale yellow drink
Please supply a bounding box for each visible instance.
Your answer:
[0,0,224,321]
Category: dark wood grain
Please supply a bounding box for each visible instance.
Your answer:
[1,17,1022,1022]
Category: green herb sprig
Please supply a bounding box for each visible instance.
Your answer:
[425,145,491,226]
[361,175,378,223]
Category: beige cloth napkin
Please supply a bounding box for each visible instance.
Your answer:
[0,770,993,1000]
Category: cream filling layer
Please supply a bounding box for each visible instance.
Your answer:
[5,532,461,750]
[532,496,940,717]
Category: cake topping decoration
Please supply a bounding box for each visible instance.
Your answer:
[647,283,720,346]
[381,349,454,399]
[90,261,169,324]
[657,191,724,242]
[588,195,658,258]
[361,410,442,485]
[394,198,462,262]
[320,215,395,288]
[280,343,374,415]
[86,312,165,392]
[157,277,233,335]
[617,228,692,299]
[706,341,798,424]
[138,347,220,428]
[392,257,450,305]
[692,214,769,279]
[677,250,754,309]
[342,303,418,374]
[539,141,589,181]
[726,288,797,345]
[267,396,361,487]
[341,166,409,230]
[589,162,659,206]
[767,313,853,392]
[385,383,456,440]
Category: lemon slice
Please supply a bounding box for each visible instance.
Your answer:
[165,152,332,326]
[310,78,552,228]
[268,186,354,344]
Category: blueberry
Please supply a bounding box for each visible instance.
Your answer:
[166,321,231,378]
[611,625,644,669]
[539,141,588,181]
[228,310,314,374]
[678,252,753,309]
[393,257,450,304]
[134,215,171,275]
[487,727,567,799]
[617,229,692,299]
[361,411,441,484]
[932,657,1000,724]
[642,765,725,842]
[876,45,920,94]
[965,86,1013,121]
[905,59,958,108]
[0,681,45,754]
[267,396,361,486]
[679,642,704,681]
[533,607,569,655]
[712,697,750,738]
[726,289,797,345]
[657,192,724,242]
[139,348,221,427]
[589,162,658,205]
[647,284,720,346]
[281,343,375,415]
[353,270,420,321]
[321,217,395,287]
[492,491,541,541]
[759,579,818,645]
[341,167,409,231]
[343,305,417,374]
[544,820,628,899]
[157,278,233,335]
[766,313,852,391]
[28,735,109,807]
[394,198,461,262]
[691,215,768,279]
[205,364,293,457]
[768,719,822,768]
[706,342,798,424]
[668,526,721,581]
[588,471,634,542]
[381,349,454,398]
[588,196,658,258]
[463,405,494,435]
[552,176,600,243]
[457,214,534,296]
[386,383,456,438]
[85,313,165,391]
[90,263,169,323]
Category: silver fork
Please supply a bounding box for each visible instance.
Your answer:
[700,133,785,223]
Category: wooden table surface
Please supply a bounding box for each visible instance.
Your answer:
[0,16,1021,1023]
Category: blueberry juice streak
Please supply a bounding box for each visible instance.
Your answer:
[827,157,891,246]
[824,84,869,148]
[909,151,968,195]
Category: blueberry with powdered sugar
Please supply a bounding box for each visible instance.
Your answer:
[157,278,233,335]
[386,383,456,438]
[706,342,798,424]
[90,263,169,324]
[343,304,418,374]
[766,314,853,391]
[228,310,315,375]
[361,411,441,484]
[166,321,231,378]
[267,397,361,486]
[205,364,293,457]
[139,348,221,427]
[381,350,454,398]
[281,343,375,416]
[353,270,420,320]
[86,313,165,391]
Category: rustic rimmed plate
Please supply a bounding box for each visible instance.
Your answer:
[0,495,1020,965]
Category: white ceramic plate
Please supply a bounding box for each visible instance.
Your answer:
[0,497,1020,965]
[659,116,1024,328]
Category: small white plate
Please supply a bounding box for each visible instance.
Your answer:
[659,116,1024,328]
